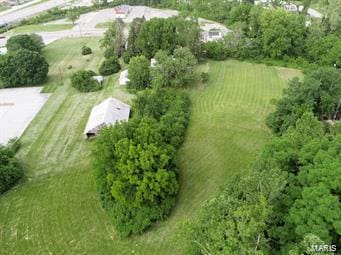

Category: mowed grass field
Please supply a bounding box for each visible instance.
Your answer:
[0,37,301,254]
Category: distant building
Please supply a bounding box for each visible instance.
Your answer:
[83,97,130,138]
[150,58,157,67]
[0,47,7,55]
[200,22,230,42]
[113,5,130,19]
[92,75,104,85]
[119,69,130,85]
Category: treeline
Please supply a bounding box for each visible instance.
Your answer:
[200,4,340,68]
[180,69,341,253]
[101,15,201,62]
[93,88,190,237]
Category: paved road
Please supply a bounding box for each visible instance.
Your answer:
[0,6,231,48]
[0,0,66,26]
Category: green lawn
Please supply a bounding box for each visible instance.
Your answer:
[0,38,301,254]
[5,23,73,35]
[0,5,10,13]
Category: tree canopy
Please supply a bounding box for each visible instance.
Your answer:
[0,49,49,87]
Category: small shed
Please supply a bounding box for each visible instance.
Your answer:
[93,75,104,85]
[83,97,130,138]
[119,69,130,85]
[0,47,7,55]
[150,58,157,67]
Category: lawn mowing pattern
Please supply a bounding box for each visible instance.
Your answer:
[0,45,301,254]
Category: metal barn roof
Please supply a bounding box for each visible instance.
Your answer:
[83,97,130,136]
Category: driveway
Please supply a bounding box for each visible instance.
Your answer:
[0,87,49,145]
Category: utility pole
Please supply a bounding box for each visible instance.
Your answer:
[58,66,64,85]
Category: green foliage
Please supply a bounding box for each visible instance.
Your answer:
[0,145,23,194]
[201,72,209,83]
[259,9,306,58]
[125,17,145,62]
[267,68,341,134]
[70,70,101,92]
[203,41,229,60]
[6,34,44,53]
[135,17,201,59]
[98,56,121,76]
[127,55,150,90]
[93,88,189,237]
[0,49,49,87]
[81,46,92,55]
[306,33,341,68]
[151,47,198,88]
[136,18,178,59]
[101,19,125,57]
[66,8,80,24]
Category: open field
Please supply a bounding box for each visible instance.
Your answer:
[4,23,74,35]
[0,37,301,254]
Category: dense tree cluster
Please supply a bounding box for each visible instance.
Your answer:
[151,47,198,88]
[267,68,341,134]
[156,0,340,68]
[0,49,49,87]
[127,55,150,90]
[0,142,23,194]
[6,34,44,53]
[98,56,121,76]
[93,88,190,237]
[180,69,341,254]
[70,70,101,92]
[0,34,48,87]
[102,16,201,61]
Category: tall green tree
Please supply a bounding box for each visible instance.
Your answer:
[128,55,150,90]
[260,9,306,58]
[0,49,49,87]
[101,19,126,57]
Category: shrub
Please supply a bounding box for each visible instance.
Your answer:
[0,145,23,194]
[203,41,229,60]
[98,56,121,76]
[81,46,92,55]
[104,47,116,59]
[70,70,101,92]
[0,49,49,87]
[201,72,209,83]
[6,34,44,53]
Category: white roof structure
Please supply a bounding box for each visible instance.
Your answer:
[92,75,104,84]
[83,97,130,137]
[199,19,231,42]
[150,58,157,67]
[119,69,130,85]
[0,47,7,55]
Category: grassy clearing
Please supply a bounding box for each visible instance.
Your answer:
[0,38,301,254]
[95,22,112,29]
[5,24,73,35]
[0,5,10,13]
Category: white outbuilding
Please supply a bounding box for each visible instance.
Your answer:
[83,97,130,138]
[119,69,130,85]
